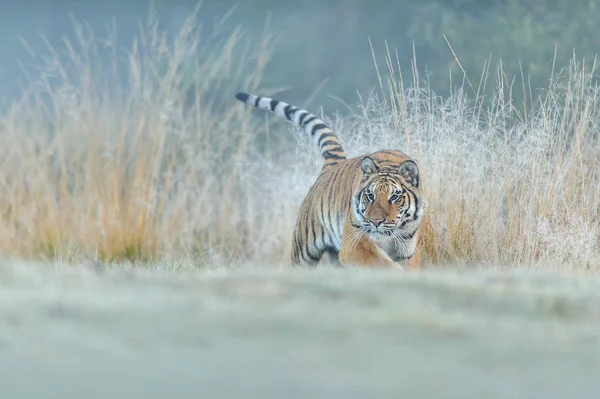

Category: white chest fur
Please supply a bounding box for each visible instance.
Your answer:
[374,233,418,262]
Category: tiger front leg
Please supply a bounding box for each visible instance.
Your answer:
[338,222,400,269]
[404,248,421,269]
[289,220,324,267]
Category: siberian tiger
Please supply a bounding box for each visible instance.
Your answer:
[235,91,428,269]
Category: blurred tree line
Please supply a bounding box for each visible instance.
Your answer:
[178,0,600,111]
[1,0,599,112]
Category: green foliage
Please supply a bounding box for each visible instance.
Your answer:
[408,0,600,103]
[192,0,600,111]
[2,0,598,112]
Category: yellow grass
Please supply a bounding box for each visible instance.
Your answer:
[0,8,599,271]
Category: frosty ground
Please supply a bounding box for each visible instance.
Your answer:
[1,261,599,398]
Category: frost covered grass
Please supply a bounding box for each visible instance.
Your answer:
[1,259,600,398]
[0,8,598,270]
[362,47,600,270]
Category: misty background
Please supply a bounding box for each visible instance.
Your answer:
[1,0,599,114]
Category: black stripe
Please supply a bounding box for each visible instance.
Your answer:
[322,151,346,160]
[354,189,365,218]
[303,216,312,261]
[298,112,309,125]
[392,253,412,261]
[324,180,336,241]
[317,132,336,146]
[305,214,321,262]
[327,167,346,239]
[310,123,328,137]
[310,215,317,250]
[298,230,310,263]
[325,233,334,248]
[296,235,304,262]
[399,193,410,221]
[322,147,344,156]
[235,92,249,102]
[320,191,327,245]
[411,192,419,221]
[319,140,339,148]
[253,96,260,107]
[299,250,310,263]
[269,99,278,111]
[325,148,344,155]
[293,232,302,263]
[302,116,317,127]
[326,194,334,242]
[309,216,320,258]
[284,105,296,120]
[326,180,342,240]
[306,250,320,262]
[396,228,417,241]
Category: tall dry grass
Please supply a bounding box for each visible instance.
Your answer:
[0,8,598,270]
[365,44,600,270]
[0,7,289,264]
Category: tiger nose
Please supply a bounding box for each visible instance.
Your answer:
[370,218,385,227]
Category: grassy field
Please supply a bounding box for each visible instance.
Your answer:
[0,8,599,398]
[1,260,600,398]
[0,9,598,270]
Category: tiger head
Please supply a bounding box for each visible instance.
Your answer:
[353,156,427,236]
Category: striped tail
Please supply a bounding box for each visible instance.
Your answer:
[235,92,346,169]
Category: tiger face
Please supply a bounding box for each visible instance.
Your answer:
[353,156,426,236]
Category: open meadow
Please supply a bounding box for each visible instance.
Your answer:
[0,5,600,398]
[2,261,600,398]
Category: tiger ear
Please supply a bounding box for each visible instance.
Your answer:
[361,156,379,176]
[398,160,419,188]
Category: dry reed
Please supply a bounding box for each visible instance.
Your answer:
[0,8,598,271]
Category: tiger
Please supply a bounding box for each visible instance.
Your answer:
[235,91,428,269]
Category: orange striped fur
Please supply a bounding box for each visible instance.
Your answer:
[235,92,428,269]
